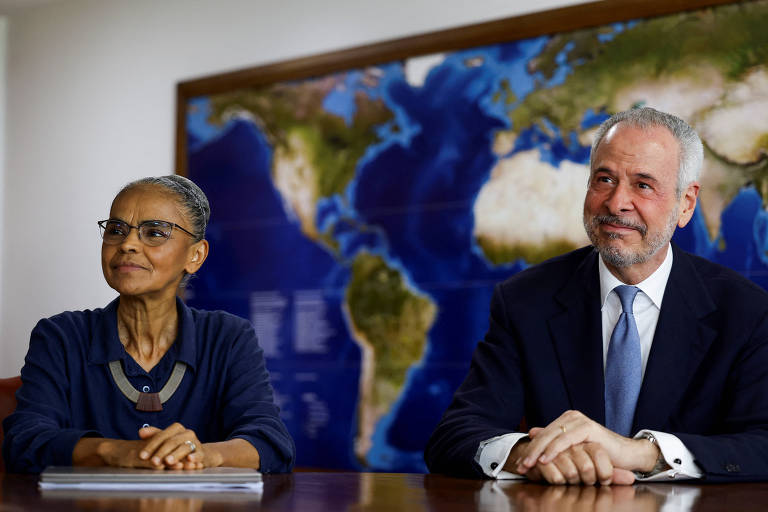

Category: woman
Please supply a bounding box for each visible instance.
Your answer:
[2,176,295,473]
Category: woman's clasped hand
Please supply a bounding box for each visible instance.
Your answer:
[88,423,211,470]
[137,424,210,469]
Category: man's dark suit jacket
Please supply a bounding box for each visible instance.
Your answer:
[425,244,768,481]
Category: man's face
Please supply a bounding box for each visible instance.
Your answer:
[583,123,697,274]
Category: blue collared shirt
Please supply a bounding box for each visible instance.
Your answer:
[2,297,295,473]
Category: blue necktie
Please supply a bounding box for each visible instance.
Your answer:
[605,285,642,437]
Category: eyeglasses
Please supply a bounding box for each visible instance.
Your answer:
[98,219,196,247]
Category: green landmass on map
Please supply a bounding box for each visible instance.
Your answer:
[208,80,393,200]
[511,2,768,135]
[345,252,436,409]
[492,78,518,107]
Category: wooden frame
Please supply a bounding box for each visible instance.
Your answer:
[175,0,742,174]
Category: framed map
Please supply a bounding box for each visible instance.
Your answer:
[177,0,767,471]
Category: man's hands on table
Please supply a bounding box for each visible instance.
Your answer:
[503,410,661,485]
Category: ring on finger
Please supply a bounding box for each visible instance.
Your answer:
[185,440,196,453]
[560,425,567,434]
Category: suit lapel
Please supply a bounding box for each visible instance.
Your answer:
[548,249,607,424]
[633,244,717,431]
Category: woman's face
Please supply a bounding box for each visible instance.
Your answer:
[101,185,206,300]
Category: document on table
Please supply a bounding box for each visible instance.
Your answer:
[39,466,263,493]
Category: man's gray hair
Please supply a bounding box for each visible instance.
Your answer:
[590,107,703,196]
[117,175,210,241]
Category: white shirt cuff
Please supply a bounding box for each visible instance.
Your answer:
[634,429,703,481]
[475,433,528,479]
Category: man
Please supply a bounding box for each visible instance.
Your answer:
[425,107,768,484]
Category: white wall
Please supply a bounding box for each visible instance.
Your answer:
[0,0,581,376]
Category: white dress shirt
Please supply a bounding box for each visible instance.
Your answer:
[477,244,703,480]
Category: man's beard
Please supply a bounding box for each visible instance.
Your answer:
[583,212,678,268]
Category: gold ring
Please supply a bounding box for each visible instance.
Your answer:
[560,425,567,434]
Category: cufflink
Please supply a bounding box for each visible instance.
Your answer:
[490,462,499,470]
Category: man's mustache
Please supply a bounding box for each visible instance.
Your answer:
[593,215,647,236]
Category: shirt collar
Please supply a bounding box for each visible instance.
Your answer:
[89,296,198,372]
[598,243,673,309]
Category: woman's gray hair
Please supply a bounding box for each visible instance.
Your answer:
[117,175,210,241]
[590,107,703,197]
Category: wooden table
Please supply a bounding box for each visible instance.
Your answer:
[3,471,768,511]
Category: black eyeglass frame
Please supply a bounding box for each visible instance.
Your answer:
[97,219,197,246]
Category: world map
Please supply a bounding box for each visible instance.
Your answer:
[185,1,768,471]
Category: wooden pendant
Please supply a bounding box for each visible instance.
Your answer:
[136,392,163,412]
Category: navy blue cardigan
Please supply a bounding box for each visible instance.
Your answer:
[3,297,295,473]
